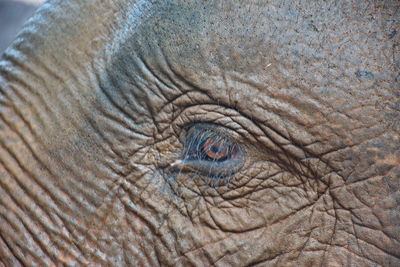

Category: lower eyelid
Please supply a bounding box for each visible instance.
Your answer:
[172,159,242,179]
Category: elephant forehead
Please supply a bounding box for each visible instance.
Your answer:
[122,1,393,95]
[124,0,395,79]
[119,0,278,75]
[110,0,398,149]
[156,2,273,73]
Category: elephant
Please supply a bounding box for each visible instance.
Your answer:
[0,0,399,266]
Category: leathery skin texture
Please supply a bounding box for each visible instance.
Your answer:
[0,0,399,266]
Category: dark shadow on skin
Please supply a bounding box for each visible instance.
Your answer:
[0,0,39,53]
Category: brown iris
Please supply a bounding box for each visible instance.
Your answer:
[202,138,229,161]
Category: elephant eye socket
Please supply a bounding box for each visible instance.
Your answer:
[173,124,245,179]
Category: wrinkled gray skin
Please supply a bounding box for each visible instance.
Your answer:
[0,0,399,266]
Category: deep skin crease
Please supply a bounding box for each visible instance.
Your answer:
[0,0,399,266]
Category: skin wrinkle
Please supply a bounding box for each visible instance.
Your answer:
[0,125,76,238]
[0,163,80,264]
[0,54,50,132]
[0,230,24,267]
[1,1,135,264]
[0,195,53,265]
[331,194,399,262]
[121,178,180,259]
[7,13,126,241]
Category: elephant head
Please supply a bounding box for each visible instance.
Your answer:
[0,0,399,266]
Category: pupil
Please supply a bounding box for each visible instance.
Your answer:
[211,145,221,153]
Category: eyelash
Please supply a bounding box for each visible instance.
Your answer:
[184,130,230,160]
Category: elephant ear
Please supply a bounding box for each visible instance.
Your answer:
[0,1,128,266]
[0,0,124,172]
[2,0,119,80]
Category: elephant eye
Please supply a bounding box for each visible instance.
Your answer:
[173,124,245,179]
